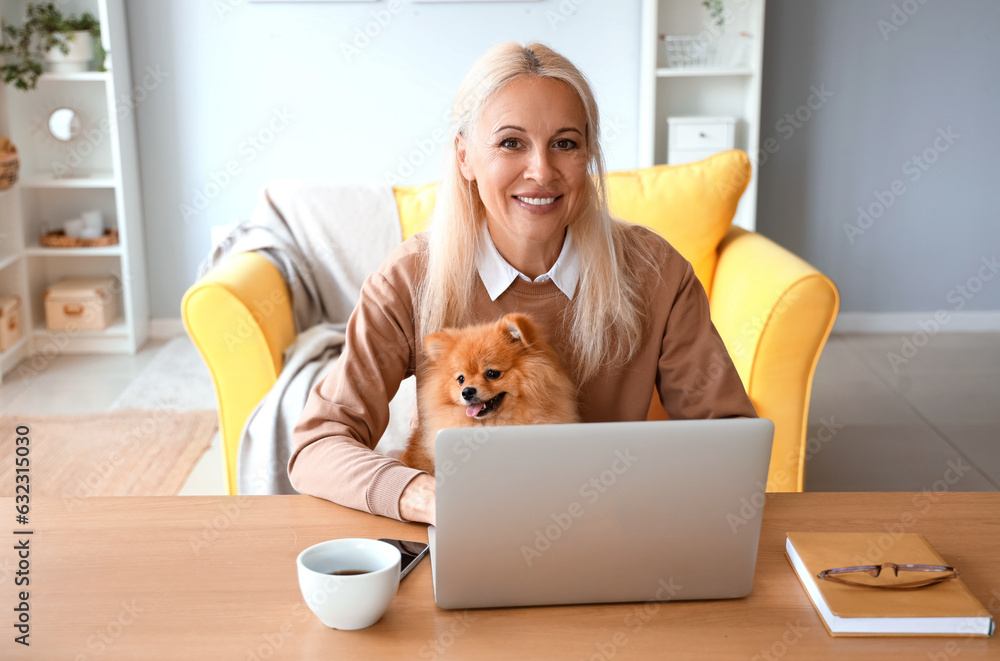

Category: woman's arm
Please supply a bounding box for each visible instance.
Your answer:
[288,247,430,521]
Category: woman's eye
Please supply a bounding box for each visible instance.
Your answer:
[485,369,501,380]
[500,137,577,150]
[457,375,465,384]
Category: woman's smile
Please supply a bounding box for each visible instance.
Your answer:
[512,194,563,215]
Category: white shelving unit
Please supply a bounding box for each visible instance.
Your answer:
[0,0,147,381]
[640,0,766,231]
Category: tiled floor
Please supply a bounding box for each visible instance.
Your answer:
[1,332,997,495]
[805,333,1000,492]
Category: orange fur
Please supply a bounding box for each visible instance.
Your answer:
[399,313,579,475]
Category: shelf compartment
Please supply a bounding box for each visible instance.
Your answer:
[24,254,125,346]
[5,77,115,177]
[19,187,119,249]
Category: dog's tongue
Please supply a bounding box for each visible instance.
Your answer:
[466,402,484,417]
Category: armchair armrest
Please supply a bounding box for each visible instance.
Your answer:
[181,252,296,494]
[710,226,840,493]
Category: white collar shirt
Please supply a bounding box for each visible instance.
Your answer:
[475,223,580,301]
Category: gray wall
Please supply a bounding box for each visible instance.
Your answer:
[124,0,643,320]
[757,0,1000,314]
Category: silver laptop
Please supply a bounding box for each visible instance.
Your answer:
[428,418,774,609]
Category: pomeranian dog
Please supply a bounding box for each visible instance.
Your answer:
[399,313,579,475]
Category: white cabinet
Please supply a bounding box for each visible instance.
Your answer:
[0,0,148,381]
[667,116,736,165]
[640,0,766,231]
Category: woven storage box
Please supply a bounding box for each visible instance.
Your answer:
[0,295,24,351]
[0,136,19,191]
[44,276,116,331]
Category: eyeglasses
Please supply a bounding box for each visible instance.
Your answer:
[816,563,960,589]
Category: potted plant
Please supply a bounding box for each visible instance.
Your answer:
[0,2,106,91]
[702,0,728,31]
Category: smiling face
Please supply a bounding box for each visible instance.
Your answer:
[455,75,591,278]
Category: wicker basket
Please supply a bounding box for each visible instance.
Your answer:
[39,228,120,248]
[662,35,751,69]
[0,136,19,191]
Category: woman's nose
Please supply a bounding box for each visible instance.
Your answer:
[523,146,555,183]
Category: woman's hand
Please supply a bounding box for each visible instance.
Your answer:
[399,473,436,525]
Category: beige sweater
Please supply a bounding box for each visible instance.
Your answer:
[289,228,757,520]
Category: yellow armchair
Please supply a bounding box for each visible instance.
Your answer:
[182,151,838,495]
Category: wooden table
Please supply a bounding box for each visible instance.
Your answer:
[2,493,998,659]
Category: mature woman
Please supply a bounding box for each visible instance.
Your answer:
[289,42,756,525]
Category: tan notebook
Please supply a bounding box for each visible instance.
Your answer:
[785,532,995,637]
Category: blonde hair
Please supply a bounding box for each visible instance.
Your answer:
[417,42,656,383]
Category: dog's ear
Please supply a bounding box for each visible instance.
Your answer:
[423,330,456,363]
[501,313,537,347]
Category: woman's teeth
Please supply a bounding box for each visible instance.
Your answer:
[516,196,557,205]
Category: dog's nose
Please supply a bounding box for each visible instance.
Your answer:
[461,387,477,401]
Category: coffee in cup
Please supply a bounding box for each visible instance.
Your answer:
[296,538,401,630]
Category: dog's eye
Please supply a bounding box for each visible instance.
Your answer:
[457,375,465,385]
[485,369,501,380]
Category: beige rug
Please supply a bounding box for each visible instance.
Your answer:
[0,410,217,498]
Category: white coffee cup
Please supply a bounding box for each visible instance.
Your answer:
[296,538,401,630]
